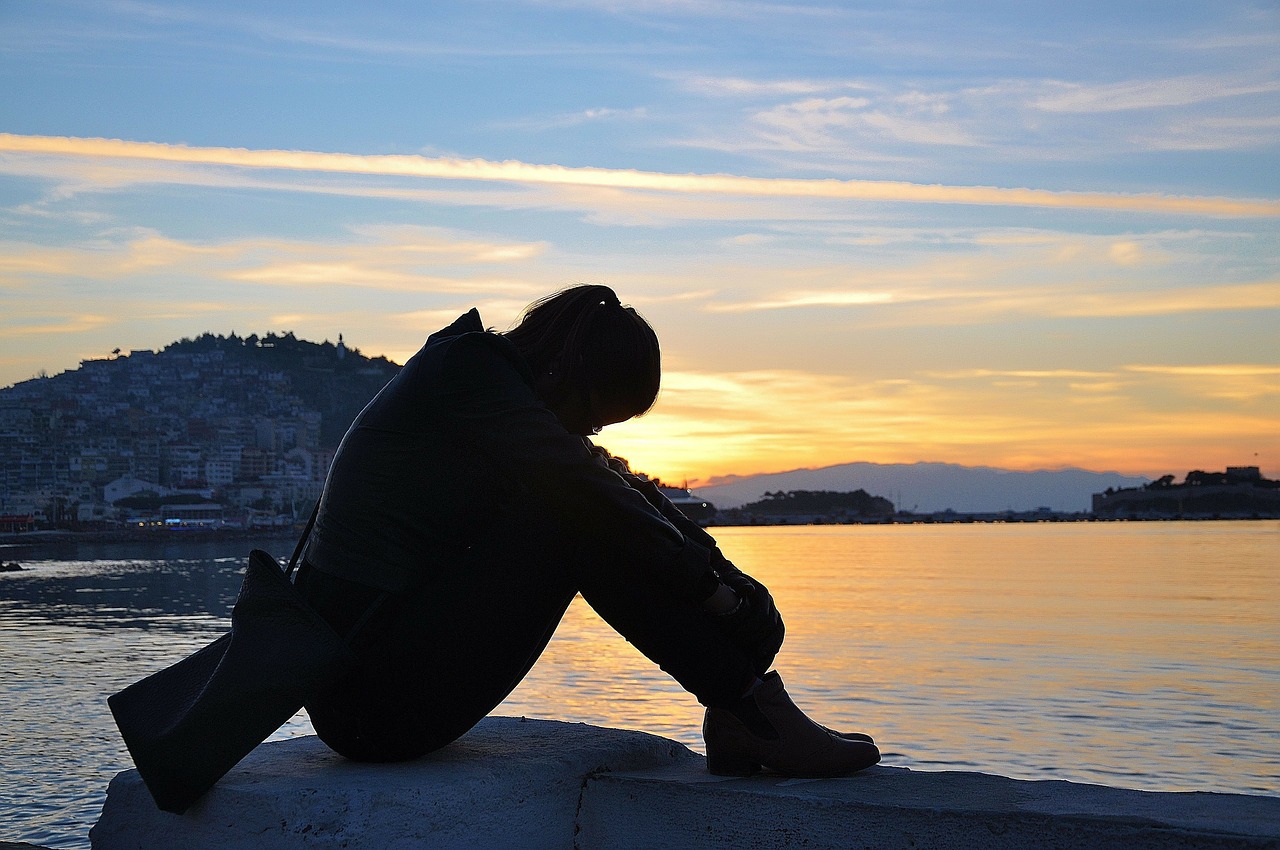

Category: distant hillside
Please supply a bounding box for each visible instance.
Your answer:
[3,332,401,450]
[696,462,1150,514]
[0,331,402,513]
[158,332,401,447]
[1093,467,1280,518]
[735,489,895,519]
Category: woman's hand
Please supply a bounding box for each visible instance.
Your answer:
[701,582,740,614]
[710,570,784,675]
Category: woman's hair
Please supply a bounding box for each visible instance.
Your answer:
[506,284,661,419]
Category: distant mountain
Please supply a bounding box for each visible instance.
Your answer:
[695,462,1150,514]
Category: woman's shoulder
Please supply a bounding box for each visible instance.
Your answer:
[430,330,533,393]
[436,328,521,367]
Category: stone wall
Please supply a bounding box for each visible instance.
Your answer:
[92,717,1280,849]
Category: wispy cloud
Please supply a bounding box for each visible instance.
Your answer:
[669,64,1280,166]
[495,106,650,132]
[676,75,865,97]
[529,0,844,22]
[751,94,979,151]
[1125,364,1280,377]
[1,314,114,335]
[3,134,1276,217]
[706,289,899,311]
[1033,73,1280,113]
[0,225,549,293]
[1135,116,1280,152]
[98,0,611,60]
[924,369,1117,380]
[1052,280,1280,318]
[1123,363,1280,402]
[701,241,1280,324]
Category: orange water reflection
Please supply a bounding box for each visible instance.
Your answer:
[498,521,1279,795]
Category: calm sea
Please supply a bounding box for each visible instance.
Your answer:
[1,522,1277,848]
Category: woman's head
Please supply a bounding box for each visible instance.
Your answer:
[505,285,660,435]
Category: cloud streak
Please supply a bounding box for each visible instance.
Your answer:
[1033,74,1280,113]
[0,226,549,295]
[1,314,114,336]
[3,134,1277,217]
[702,274,1280,322]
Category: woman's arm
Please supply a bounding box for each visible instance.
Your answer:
[434,333,722,603]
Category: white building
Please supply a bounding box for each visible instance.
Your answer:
[104,476,170,505]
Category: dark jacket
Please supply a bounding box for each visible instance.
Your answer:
[304,309,720,601]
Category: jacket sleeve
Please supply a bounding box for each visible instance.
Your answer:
[433,333,722,603]
[592,450,715,542]
[594,450,756,584]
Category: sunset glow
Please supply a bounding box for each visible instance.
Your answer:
[1,2,1276,483]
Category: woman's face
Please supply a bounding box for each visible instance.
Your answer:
[550,388,636,437]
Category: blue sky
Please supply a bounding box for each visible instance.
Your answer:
[2,1,1277,482]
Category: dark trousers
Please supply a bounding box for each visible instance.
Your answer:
[296,514,756,763]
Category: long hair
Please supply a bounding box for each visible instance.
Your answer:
[506,284,661,419]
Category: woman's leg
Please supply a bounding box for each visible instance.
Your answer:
[296,520,579,762]
[297,512,760,762]
[564,542,880,779]
[563,545,759,708]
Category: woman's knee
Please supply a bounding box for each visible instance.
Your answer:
[307,690,459,763]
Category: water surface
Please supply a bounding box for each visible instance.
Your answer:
[1,522,1276,848]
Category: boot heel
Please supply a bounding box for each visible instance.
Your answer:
[705,741,760,776]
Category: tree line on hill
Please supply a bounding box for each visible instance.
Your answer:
[162,331,400,449]
[736,489,895,517]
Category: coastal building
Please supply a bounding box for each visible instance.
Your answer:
[0,513,34,533]
[1092,466,1280,519]
[658,485,716,525]
[160,502,225,527]
[104,476,170,505]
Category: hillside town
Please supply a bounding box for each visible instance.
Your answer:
[0,332,398,535]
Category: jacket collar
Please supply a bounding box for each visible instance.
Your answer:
[427,308,484,342]
[424,308,534,385]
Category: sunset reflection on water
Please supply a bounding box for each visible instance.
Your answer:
[1,522,1276,848]
[499,521,1279,796]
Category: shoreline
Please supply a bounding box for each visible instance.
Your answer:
[3,513,1277,549]
[707,512,1280,527]
[0,527,304,548]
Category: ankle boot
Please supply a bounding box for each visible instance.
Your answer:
[827,726,875,744]
[703,671,880,777]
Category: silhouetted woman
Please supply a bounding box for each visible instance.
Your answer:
[295,284,879,777]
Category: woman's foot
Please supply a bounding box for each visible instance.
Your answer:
[826,726,875,744]
[702,671,880,777]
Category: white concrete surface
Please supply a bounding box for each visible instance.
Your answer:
[92,717,1280,850]
[91,717,698,850]
[580,765,1280,849]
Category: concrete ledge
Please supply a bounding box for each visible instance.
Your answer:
[580,767,1280,849]
[91,717,697,849]
[92,717,1280,849]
